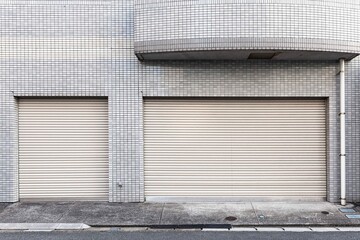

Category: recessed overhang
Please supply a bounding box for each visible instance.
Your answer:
[135,0,360,61]
[136,50,358,61]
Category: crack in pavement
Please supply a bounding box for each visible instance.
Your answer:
[250,202,261,225]
[55,202,80,223]
[0,203,14,220]
[159,203,165,225]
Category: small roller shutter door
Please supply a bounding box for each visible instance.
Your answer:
[19,98,108,201]
[144,99,326,201]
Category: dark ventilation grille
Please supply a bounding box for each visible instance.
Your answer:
[248,52,277,59]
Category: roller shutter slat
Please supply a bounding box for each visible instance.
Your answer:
[19,98,109,201]
[144,99,326,200]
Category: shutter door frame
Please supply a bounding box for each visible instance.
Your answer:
[18,97,109,201]
[144,98,327,202]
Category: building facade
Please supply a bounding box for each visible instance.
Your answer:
[1,0,360,203]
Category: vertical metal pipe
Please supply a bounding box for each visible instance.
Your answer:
[340,59,346,206]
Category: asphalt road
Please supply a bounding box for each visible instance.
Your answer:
[1,231,360,240]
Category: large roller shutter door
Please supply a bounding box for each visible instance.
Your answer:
[19,98,109,201]
[144,99,326,201]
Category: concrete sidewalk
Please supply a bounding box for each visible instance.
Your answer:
[0,202,359,227]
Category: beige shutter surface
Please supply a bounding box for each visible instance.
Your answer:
[144,99,326,201]
[19,98,109,201]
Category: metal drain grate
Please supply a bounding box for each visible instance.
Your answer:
[346,214,360,219]
[339,208,356,213]
[224,216,237,221]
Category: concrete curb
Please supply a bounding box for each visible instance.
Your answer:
[0,223,90,231]
[1,224,360,232]
[202,227,360,232]
[89,223,360,228]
